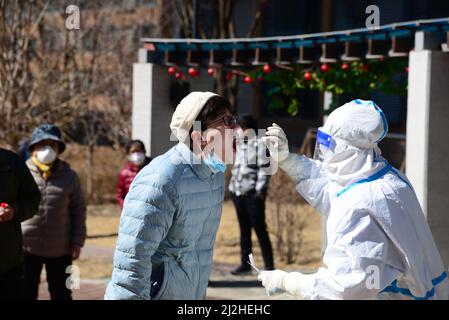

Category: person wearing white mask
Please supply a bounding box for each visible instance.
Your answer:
[22,124,86,300]
[116,140,152,209]
[258,99,449,300]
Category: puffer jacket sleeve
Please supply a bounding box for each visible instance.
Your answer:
[13,155,41,222]
[69,173,87,247]
[279,153,331,214]
[105,172,178,300]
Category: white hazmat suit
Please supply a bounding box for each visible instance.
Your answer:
[259,99,449,300]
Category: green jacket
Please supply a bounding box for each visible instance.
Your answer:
[0,148,41,275]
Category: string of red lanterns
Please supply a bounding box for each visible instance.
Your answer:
[166,61,409,84]
[166,64,273,82]
[188,67,200,77]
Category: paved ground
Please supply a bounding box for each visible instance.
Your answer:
[38,272,294,300]
[207,262,295,300]
[79,244,115,260]
[38,269,294,300]
[37,243,301,300]
[38,279,109,300]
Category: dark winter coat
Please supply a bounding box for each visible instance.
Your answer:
[0,149,41,274]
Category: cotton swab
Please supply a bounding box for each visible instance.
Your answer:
[247,253,260,272]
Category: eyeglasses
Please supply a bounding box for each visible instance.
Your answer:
[206,114,238,128]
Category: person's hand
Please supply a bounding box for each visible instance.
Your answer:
[258,270,288,296]
[71,245,82,260]
[0,203,15,223]
[261,123,290,163]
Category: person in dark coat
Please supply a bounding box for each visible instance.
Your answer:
[0,148,41,300]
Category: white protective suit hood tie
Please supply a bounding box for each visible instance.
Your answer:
[317,99,389,185]
[170,91,218,144]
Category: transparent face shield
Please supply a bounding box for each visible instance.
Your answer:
[289,127,334,216]
[313,128,335,163]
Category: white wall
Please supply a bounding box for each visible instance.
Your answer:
[406,49,449,268]
[132,63,175,157]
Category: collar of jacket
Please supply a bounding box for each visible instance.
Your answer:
[175,142,215,181]
[125,161,140,172]
[28,158,62,175]
[126,157,151,172]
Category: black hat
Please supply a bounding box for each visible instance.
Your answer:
[28,124,66,153]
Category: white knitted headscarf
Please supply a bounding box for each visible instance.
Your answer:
[170,91,218,144]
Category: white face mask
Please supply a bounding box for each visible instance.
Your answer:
[36,145,57,164]
[128,152,146,166]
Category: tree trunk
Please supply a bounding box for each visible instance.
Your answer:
[229,75,240,113]
[86,143,94,201]
[216,70,227,97]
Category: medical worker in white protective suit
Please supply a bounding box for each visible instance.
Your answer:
[258,99,449,300]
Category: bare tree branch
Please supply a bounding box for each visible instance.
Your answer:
[174,0,192,38]
[248,0,268,37]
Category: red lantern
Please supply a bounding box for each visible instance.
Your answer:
[320,63,329,72]
[175,72,182,79]
[188,67,199,77]
[226,71,234,81]
[341,63,349,71]
[304,72,312,81]
[168,67,176,75]
[244,75,253,84]
[263,64,271,74]
[207,68,215,76]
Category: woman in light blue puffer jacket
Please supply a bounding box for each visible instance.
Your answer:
[105,92,238,300]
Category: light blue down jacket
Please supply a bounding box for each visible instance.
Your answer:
[105,143,225,300]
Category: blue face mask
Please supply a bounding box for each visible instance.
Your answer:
[204,152,226,173]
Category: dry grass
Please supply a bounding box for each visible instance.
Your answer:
[74,205,121,279]
[74,259,113,280]
[86,205,121,248]
[213,201,322,271]
[60,144,126,204]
